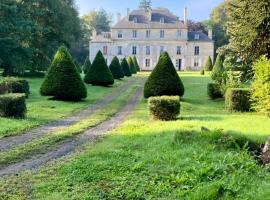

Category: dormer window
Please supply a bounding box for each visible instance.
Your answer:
[133,17,138,23]
[195,34,200,40]
[160,17,165,23]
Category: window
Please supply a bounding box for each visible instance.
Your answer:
[177,30,181,38]
[146,46,151,55]
[133,17,138,23]
[195,34,200,40]
[194,46,200,55]
[160,30,165,38]
[132,46,137,55]
[176,59,182,70]
[145,59,150,68]
[176,46,181,55]
[118,31,123,38]
[194,59,199,67]
[146,30,151,38]
[160,17,165,23]
[132,30,137,38]
[103,46,108,55]
[160,46,164,54]
[117,46,122,55]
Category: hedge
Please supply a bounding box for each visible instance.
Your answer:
[0,93,26,118]
[0,77,30,97]
[121,58,132,77]
[207,83,223,100]
[144,52,185,98]
[225,88,251,112]
[40,46,87,101]
[109,56,125,79]
[148,96,180,121]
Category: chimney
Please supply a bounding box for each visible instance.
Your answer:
[208,29,213,40]
[127,8,130,17]
[117,13,121,22]
[184,7,188,25]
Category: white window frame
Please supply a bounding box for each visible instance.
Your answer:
[194,46,200,55]
[146,46,151,55]
[118,31,123,38]
[146,30,151,38]
[145,58,151,68]
[132,30,137,38]
[176,46,181,55]
[132,46,137,55]
[117,46,122,55]
[160,30,165,38]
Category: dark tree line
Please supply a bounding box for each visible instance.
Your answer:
[0,0,82,76]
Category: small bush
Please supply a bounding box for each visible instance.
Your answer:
[251,56,270,117]
[84,51,114,86]
[83,56,91,74]
[0,93,26,118]
[40,46,87,101]
[132,56,140,72]
[128,56,137,74]
[225,88,251,112]
[148,96,180,121]
[200,69,205,75]
[207,83,223,99]
[109,56,125,79]
[121,58,132,77]
[144,52,185,98]
[204,56,213,71]
[211,54,226,85]
[0,77,30,97]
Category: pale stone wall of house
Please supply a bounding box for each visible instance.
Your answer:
[90,28,214,71]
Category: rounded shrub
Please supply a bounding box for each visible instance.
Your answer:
[207,83,223,99]
[0,77,30,97]
[225,88,251,112]
[0,93,26,118]
[148,96,180,121]
[109,56,125,79]
[128,56,137,74]
[40,46,87,101]
[204,56,213,71]
[132,56,140,72]
[84,51,114,86]
[144,52,185,98]
[121,58,132,77]
[83,56,91,74]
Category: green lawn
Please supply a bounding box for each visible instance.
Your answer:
[0,77,130,138]
[1,72,270,199]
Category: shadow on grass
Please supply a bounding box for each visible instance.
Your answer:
[179,115,224,121]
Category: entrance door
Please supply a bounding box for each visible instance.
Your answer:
[176,59,182,71]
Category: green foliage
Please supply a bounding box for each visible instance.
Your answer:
[40,46,87,101]
[0,77,30,97]
[109,57,125,79]
[200,69,205,75]
[0,93,26,118]
[83,56,91,74]
[144,52,185,98]
[121,58,132,77]
[84,51,114,86]
[132,56,140,72]
[204,56,213,71]
[207,83,223,99]
[148,96,180,121]
[74,59,82,73]
[211,54,226,86]
[128,56,137,74]
[226,0,270,80]
[225,88,251,112]
[251,56,270,116]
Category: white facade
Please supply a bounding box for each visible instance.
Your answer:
[90,7,214,71]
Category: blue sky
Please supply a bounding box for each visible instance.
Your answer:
[76,0,224,23]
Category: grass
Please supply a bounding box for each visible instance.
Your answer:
[0,76,131,138]
[0,85,139,167]
[1,72,270,199]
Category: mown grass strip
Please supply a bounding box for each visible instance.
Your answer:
[0,85,139,168]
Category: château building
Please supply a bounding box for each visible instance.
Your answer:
[89,1,214,71]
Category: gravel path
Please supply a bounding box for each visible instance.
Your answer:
[0,78,137,152]
[0,85,143,176]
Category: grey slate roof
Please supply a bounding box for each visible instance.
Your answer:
[188,31,212,42]
[113,8,186,29]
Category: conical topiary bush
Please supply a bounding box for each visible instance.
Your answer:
[40,46,87,101]
[204,56,213,71]
[128,56,137,74]
[144,52,185,98]
[109,56,125,79]
[211,54,225,83]
[83,56,91,74]
[84,51,114,86]
[132,56,140,72]
[74,59,82,73]
[121,58,132,77]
